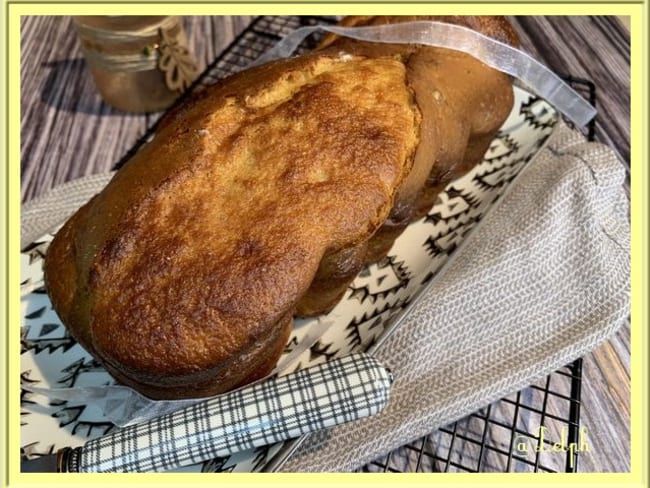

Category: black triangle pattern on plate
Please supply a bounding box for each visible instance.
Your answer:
[24,306,47,320]
[251,445,273,472]
[309,339,340,362]
[58,357,106,388]
[21,330,78,355]
[38,323,59,336]
[70,419,116,439]
[202,456,236,473]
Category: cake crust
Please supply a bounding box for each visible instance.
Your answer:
[45,52,420,399]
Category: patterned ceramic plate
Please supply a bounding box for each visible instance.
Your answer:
[20,85,558,472]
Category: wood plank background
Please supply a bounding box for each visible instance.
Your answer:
[20,15,631,472]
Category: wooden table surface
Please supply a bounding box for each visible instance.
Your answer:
[20,15,631,472]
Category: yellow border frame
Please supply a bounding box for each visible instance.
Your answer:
[2,3,647,488]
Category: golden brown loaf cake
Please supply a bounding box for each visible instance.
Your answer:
[45,16,518,399]
[45,53,421,399]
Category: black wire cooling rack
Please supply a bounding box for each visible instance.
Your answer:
[114,15,597,473]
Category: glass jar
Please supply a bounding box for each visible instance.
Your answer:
[73,16,200,113]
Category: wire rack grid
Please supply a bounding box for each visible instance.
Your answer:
[113,15,597,473]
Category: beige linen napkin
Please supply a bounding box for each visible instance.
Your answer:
[276,121,630,471]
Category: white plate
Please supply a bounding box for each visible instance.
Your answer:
[20,85,558,472]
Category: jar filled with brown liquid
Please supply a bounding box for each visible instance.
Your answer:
[73,16,200,113]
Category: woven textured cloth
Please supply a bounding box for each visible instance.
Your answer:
[21,172,114,249]
[277,122,630,471]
